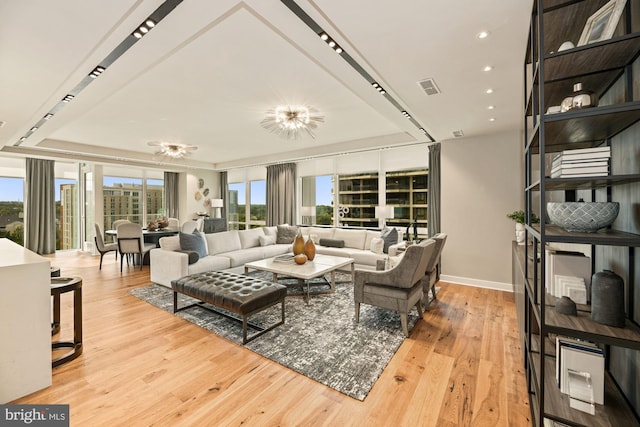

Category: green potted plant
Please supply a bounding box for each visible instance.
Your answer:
[507,210,539,244]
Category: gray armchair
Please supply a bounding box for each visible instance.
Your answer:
[421,233,447,310]
[354,239,436,336]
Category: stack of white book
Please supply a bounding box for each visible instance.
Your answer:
[550,146,610,178]
[555,336,605,413]
[545,249,590,303]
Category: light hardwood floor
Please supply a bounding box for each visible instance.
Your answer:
[13,250,531,426]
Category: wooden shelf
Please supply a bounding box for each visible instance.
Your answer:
[533,174,640,190]
[533,224,640,246]
[531,357,640,426]
[530,102,640,153]
[541,294,640,349]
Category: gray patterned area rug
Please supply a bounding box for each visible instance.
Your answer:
[129,272,431,401]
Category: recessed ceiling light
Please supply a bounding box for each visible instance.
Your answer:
[488,105,495,110]
[489,118,496,122]
[477,31,490,39]
[483,65,493,72]
[30,126,38,132]
[486,89,494,94]
[320,33,329,41]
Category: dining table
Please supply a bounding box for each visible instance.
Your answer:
[105,227,180,248]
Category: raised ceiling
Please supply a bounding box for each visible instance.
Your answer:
[0,0,532,170]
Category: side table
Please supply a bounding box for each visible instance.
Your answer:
[51,276,83,367]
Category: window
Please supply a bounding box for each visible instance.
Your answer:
[337,172,378,227]
[0,177,24,245]
[249,180,266,228]
[301,175,334,225]
[103,175,164,231]
[228,182,245,230]
[385,169,428,236]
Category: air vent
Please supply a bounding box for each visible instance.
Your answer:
[418,78,440,96]
[452,130,464,138]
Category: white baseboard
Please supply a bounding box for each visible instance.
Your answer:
[440,275,513,292]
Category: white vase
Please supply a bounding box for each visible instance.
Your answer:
[515,223,526,245]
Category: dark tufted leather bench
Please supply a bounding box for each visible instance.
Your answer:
[171,271,286,343]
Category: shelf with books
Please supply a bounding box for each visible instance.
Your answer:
[522,1,640,425]
[530,357,640,427]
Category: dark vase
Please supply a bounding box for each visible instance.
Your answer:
[304,238,316,261]
[293,229,305,255]
[591,270,625,328]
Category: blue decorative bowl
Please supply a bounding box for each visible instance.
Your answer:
[546,202,619,232]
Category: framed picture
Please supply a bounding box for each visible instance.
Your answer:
[578,0,627,46]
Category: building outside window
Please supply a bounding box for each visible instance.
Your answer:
[385,169,429,237]
[228,182,245,230]
[56,179,78,250]
[103,176,164,232]
[0,177,24,245]
[337,172,379,228]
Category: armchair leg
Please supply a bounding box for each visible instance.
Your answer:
[400,313,409,337]
[355,302,360,323]
[415,300,423,318]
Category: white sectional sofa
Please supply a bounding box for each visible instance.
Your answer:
[150,225,404,288]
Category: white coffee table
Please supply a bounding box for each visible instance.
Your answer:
[244,254,355,301]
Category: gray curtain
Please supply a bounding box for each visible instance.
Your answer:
[428,143,441,237]
[25,158,56,254]
[219,171,228,221]
[266,163,296,226]
[164,172,179,219]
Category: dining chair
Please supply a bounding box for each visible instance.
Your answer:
[181,220,198,234]
[116,223,156,272]
[94,223,118,270]
[112,219,131,243]
[167,217,180,229]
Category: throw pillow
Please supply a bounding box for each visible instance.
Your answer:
[259,234,276,246]
[369,237,384,254]
[319,238,345,248]
[276,225,298,244]
[179,230,207,258]
[380,227,398,254]
[175,250,200,264]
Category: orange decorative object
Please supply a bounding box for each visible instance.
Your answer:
[304,238,316,261]
[293,229,305,255]
[294,254,308,265]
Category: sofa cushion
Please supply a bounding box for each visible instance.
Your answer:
[263,226,278,237]
[239,227,265,249]
[348,249,385,267]
[370,237,384,254]
[220,247,268,268]
[319,238,345,248]
[334,228,367,250]
[277,225,298,244]
[206,230,241,255]
[159,235,181,251]
[188,255,231,274]
[259,234,276,246]
[380,227,398,254]
[364,230,380,250]
[179,230,207,258]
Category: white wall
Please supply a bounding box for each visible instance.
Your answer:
[441,130,523,291]
[180,170,219,222]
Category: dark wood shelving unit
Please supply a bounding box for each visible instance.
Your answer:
[520,1,640,426]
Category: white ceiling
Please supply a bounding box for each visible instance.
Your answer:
[0,0,532,171]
